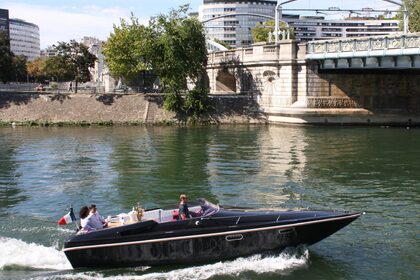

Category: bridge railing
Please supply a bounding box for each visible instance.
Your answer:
[209,44,281,65]
[208,42,301,65]
[306,33,420,59]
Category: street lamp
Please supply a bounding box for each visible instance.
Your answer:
[382,0,409,33]
[275,0,298,44]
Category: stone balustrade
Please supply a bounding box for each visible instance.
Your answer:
[306,33,420,60]
[208,41,301,67]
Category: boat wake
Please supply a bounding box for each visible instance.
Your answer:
[0,235,308,279]
[0,237,72,271]
[137,249,309,280]
[40,248,308,280]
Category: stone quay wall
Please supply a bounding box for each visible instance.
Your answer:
[0,92,264,125]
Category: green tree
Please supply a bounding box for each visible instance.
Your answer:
[252,20,294,43]
[213,38,232,50]
[43,56,73,82]
[27,57,47,82]
[399,0,420,32]
[148,5,208,114]
[12,55,28,82]
[103,5,210,118]
[54,40,97,93]
[102,16,150,84]
[0,31,14,83]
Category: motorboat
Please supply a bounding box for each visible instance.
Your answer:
[63,199,363,268]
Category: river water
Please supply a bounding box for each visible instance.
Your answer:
[0,125,418,280]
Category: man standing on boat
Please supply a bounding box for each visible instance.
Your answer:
[178,194,191,220]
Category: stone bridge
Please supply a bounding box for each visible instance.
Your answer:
[306,34,420,70]
[206,33,420,125]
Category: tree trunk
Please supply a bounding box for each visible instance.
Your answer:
[75,80,78,93]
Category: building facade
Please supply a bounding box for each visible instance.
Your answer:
[40,45,58,57]
[284,15,400,41]
[0,8,9,39]
[199,0,277,48]
[9,18,40,61]
[199,1,400,47]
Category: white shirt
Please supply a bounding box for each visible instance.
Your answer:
[81,216,96,232]
[89,211,105,229]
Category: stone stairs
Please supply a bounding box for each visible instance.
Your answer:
[216,81,235,93]
[145,101,158,123]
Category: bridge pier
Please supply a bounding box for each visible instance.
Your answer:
[207,34,420,125]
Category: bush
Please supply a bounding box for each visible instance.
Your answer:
[184,87,212,119]
[50,82,58,90]
[163,91,183,113]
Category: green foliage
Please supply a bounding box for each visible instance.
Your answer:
[0,32,29,83]
[398,0,420,32]
[27,58,47,82]
[183,87,212,119]
[44,56,73,82]
[102,16,151,83]
[53,40,97,92]
[163,91,184,113]
[148,5,208,90]
[213,38,232,50]
[252,20,295,43]
[12,55,28,82]
[103,5,210,118]
[50,82,58,90]
[0,31,14,83]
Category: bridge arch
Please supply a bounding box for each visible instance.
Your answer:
[216,68,237,93]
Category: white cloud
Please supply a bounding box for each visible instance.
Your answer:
[3,2,137,48]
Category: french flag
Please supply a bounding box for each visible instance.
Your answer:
[58,207,76,225]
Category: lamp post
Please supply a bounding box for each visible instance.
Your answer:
[275,0,298,44]
[382,0,409,33]
[274,0,297,45]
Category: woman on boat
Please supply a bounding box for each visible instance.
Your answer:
[79,206,97,232]
[178,194,191,220]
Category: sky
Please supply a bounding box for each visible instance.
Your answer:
[0,0,402,48]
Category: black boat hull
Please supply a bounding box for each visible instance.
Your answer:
[64,213,360,268]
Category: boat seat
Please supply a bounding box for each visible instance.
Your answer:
[172,210,179,220]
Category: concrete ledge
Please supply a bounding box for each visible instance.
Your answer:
[264,108,373,116]
[266,109,420,126]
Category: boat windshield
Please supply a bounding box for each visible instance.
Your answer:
[196,198,219,217]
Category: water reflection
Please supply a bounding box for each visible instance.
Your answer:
[0,130,26,216]
[254,126,308,207]
[110,127,216,209]
[0,126,418,280]
[205,125,309,209]
[8,128,119,216]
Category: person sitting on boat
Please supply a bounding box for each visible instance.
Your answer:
[79,206,97,232]
[178,194,191,220]
[89,204,108,229]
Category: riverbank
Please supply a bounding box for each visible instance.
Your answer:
[0,92,265,126]
[1,91,419,127]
